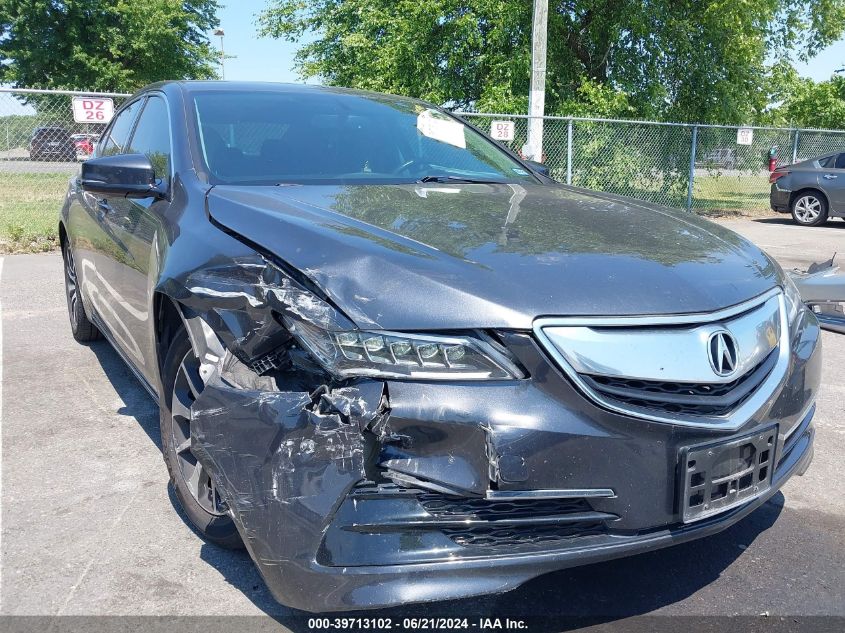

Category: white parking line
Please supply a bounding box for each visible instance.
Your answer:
[0,256,4,605]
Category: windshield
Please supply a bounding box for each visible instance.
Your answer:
[191,90,536,185]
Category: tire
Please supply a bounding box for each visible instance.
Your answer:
[791,192,828,226]
[62,241,102,342]
[160,328,243,549]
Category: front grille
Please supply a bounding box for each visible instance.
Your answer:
[582,348,778,417]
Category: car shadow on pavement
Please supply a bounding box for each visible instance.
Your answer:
[194,492,785,627]
[752,217,845,228]
[88,338,161,447]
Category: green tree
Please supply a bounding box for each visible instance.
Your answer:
[0,0,221,92]
[763,64,845,129]
[258,0,845,123]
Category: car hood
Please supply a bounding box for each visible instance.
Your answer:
[206,183,779,330]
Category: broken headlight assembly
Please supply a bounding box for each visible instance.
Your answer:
[283,314,524,380]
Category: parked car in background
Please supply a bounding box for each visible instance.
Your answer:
[770,153,845,226]
[29,126,75,161]
[60,81,820,612]
[697,147,736,170]
[70,133,98,160]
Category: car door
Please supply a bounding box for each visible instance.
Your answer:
[67,98,143,349]
[100,93,174,384]
[817,152,845,213]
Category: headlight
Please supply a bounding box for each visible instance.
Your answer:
[283,315,524,380]
[783,273,804,325]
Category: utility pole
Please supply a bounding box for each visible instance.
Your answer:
[526,0,548,162]
[214,29,226,80]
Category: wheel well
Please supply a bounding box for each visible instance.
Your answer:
[790,188,828,209]
[153,293,185,377]
[58,222,67,250]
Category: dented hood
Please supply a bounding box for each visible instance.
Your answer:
[206,183,779,330]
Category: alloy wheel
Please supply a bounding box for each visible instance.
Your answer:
[63,243,79,329]
[794,196,822,224]
[171,353,226,516]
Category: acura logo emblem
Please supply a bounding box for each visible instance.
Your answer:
[708,330,739,377]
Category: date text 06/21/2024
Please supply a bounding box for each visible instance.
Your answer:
[307,617,529,630]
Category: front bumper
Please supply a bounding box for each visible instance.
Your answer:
[189,307,821,612]
[271,413,813,612]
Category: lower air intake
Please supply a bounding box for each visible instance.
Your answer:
[443,522,606,549]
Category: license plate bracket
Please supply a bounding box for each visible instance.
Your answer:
[681,424,777,523]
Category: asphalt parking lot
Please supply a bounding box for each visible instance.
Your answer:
[0,152,81,174]
[718,216,845,271]
[1,217,844,626]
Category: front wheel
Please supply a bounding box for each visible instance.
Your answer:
[160,329,243,549]
[62,241,101,342]
[791,192,828,226]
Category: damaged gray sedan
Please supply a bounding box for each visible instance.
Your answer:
[59,81,821,612]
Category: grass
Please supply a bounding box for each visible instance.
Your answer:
[0,172,70,253]
[692,171,774,217]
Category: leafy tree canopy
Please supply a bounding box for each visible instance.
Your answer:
[0,0,221,92]
[763,63,845,129]
[258,0,845,124]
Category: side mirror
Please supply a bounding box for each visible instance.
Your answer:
[525,159,551,178]
[80,153,165,198]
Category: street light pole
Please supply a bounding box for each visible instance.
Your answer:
[214,29,226,80]
[526,0,548,162]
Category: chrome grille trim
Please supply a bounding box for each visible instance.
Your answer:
[533,288,790,431]
[582,348,778,416]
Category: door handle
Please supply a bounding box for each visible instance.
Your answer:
[823,174,838,180]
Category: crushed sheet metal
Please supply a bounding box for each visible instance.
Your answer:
[188,360,389,594]
[164,255,552,608]
[790,254,845,334]
[166,254,356,367]
[172,260,400,605]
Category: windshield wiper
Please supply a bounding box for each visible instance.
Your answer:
[416,175,505,184]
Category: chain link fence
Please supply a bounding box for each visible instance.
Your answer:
[457,111,845,213]
[0,88,129,250]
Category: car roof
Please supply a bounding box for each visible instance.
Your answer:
[137,80,423,105]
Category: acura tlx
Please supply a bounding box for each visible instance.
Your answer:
[60,81,820,612]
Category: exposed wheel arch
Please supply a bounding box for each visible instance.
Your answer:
[153,293,187,387]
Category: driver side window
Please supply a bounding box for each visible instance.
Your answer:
[98,99,142,157]
[125,96,172,186]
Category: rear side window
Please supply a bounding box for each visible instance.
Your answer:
[818,155,837,168]
[33,128,70,141]
[98,100,142,157]
[126,96,172,185]
[835,154,845,169]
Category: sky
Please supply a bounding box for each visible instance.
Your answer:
[791,39,845,81]
[214,0,316,84]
